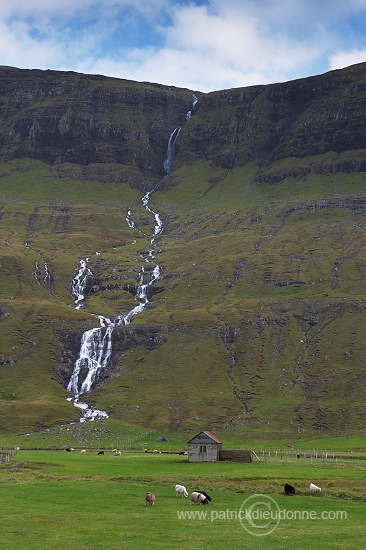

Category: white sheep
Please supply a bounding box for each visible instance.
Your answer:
[175,484,188,497]
[309,483,321,495]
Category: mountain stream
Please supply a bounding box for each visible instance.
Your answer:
[66,97,197,421]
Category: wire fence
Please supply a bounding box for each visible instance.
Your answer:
[0,447,19,464]
[248,448,366,464]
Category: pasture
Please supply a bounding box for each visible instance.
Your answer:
[0,450,365,549]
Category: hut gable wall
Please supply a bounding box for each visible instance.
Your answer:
[187,432,220,445]
[187,431,222,463]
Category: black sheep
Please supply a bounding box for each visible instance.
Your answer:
[284,483,295,495]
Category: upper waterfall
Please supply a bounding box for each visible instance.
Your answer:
[164,127,181,175]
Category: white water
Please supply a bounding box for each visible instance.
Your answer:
[66,94,197,421]
[186,94,198,120]
[125,208,135,229]
[163,127,181,175]
[71,258,92,309]
[67,183,164,420]
[164,94,197,174]
[34,261,52,291]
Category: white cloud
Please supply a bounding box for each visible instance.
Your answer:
[329,49,366,71]
[0,20,64,67]
[1,1,366,91]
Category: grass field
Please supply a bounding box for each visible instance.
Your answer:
[0,450,365,549]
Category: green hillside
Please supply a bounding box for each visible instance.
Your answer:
[1,64,366,441]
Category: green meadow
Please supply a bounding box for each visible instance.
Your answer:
[1,449,365,549]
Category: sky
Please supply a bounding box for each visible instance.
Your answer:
[2,0,366,92]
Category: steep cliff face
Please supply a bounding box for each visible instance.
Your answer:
[175,62,366,175]
[0,67,196,181]
[2,64,366,180]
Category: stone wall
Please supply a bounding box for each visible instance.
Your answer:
[219,450,252,463]
[188,443,221,462]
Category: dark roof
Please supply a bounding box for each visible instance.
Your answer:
[187,431,222,444]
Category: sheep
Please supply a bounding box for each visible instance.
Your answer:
[190,491,209,505]
[98,451,104,455]
[80,449,86,454]
[309,483,321,495]
[114,451,121,456]
[175,484,188,497]
[196,490,211,502]
[145,492,155,506]
[284,483,295,495]
[65,448,75,452]
[112,449,118,453]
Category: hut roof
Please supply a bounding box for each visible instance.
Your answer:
[187,431,222,444]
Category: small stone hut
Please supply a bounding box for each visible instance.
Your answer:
[187,431,252,463]
[187,431,222,462]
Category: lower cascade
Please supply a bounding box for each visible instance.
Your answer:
[66,316,114,421]
[67,194,163,421]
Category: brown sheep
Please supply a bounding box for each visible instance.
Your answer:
[145,492,155,506]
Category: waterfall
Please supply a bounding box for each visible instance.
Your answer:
[164,94,198,174]
[43,262,53,291]
[142,191,163,239]
[163,127,181,175]
[66,315,114,421]
[67,188,163,421]
[186,94,198,120]
[71,258,92,309]
[120,264,161,326]
[126,208,135,229]
[34,261,41,285]
[33,261,53,292]
[66,95,195,422]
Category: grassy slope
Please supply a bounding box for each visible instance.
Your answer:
[1,153,366,439]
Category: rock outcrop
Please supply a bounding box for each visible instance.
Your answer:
[0,67,197,181]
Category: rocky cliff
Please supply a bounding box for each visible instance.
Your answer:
[175,62,366,174]
[0,66,196,182]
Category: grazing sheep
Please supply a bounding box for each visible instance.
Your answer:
[190,492,209,505]
[175,484,188,497]
[284,483,295,495]
[114,451,121,456]
[196,491,211,502]
[309,483,321,495]
[98,451,104,455]
[65,448,75,452]
[80,449,86,453]
[145,492,155,506]
[112,449,118,453]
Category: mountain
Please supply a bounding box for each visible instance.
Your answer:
[1,63,366,440]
